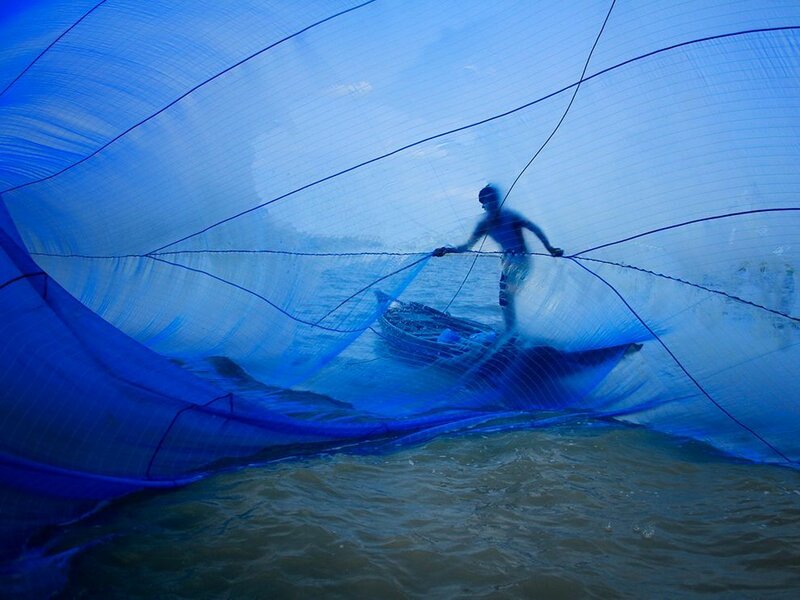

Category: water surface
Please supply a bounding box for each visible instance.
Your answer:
[60,423,800,598]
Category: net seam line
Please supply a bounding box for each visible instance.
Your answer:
[28,207,796,322]
[0,448,204,488]
[143,24,800,254]
[147,255,355,332]
[2,409,474,490]
[574,255,800,323]
[26,206,798,321]
[0,270,224,408]
[0,0,380,196]
[573,207,800,256]
[147,254,426,333]
[29,203,799,262]
[152,249,421,257]
[41,282,239,405]
[443,0,617,311]
[0,0,108,99]
[29,249,430,259]
[313,254,430,325]
[26,249,431,329]
[569,257,795,465]
[2,22,795,246]
[0,271,46,291]
[146,392,233,479]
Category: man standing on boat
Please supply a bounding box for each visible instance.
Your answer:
[433,184,563,331]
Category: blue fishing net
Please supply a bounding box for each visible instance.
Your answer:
[1,0,798,568]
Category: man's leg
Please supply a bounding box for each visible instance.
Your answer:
[499,255,528,332]
[502,292,516,330]
[499,267,516,330]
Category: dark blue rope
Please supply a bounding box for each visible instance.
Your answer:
[148,256,361,333]
[502,0,617,204]
[314,254,430,326]
[573,207,800,257]
[442,0,617,311]
[154,249,417,258]
[31,249,423,259]
[30,249,440,326]
[143,24,800,254]
[568,256,795,464]
[148,253,429,334]
[30,205,798,328]
[0,271,46,291]
[31,251,144,260]
[0,0,108,99]
[146,392,233,479]
[1,0,379,196]
[574,255,799,323]
[6,22,795,250]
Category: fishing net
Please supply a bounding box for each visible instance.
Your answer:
[1,0,798,565]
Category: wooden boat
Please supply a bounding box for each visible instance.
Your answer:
[374,290,499,370]
[374,291,642,405]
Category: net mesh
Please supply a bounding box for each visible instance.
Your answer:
[1,0,798,563]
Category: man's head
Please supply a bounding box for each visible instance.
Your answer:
[479,184,500,212]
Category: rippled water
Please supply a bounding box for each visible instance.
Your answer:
[59,422,800,598]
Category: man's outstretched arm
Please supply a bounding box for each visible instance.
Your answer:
[433,222,487,256]
[522,219,563,256]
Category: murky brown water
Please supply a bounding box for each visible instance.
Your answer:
[59,422,800,598]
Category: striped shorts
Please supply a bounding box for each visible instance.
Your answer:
[499,253,529,307]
